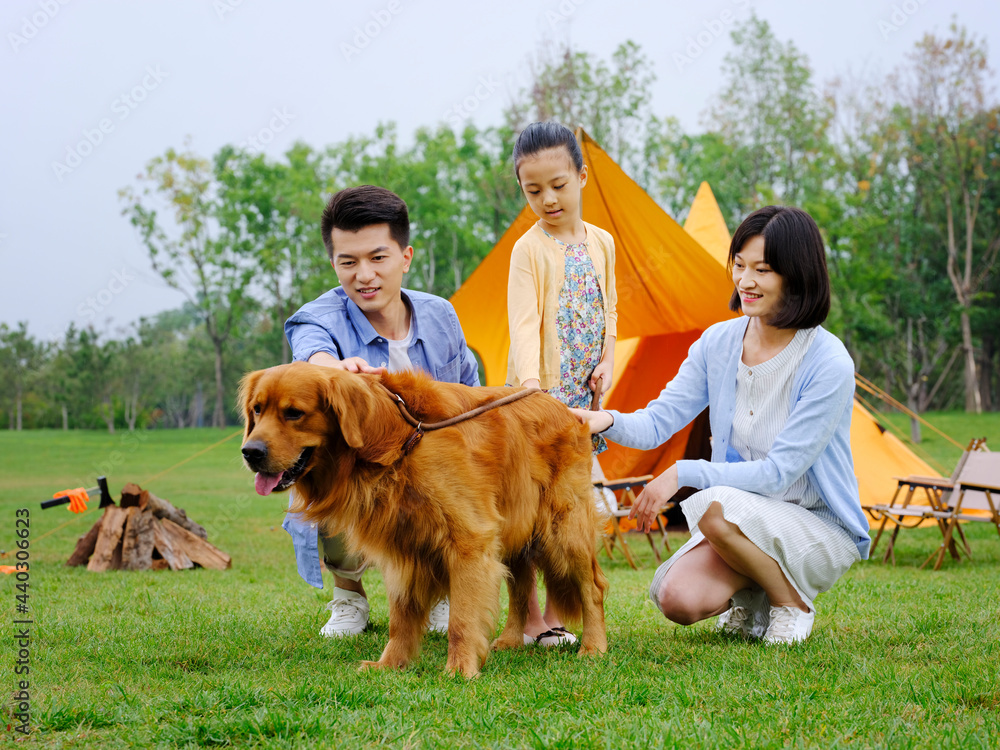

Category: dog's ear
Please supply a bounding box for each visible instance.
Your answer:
[322,371,402,465]
[322,370,368,450]
[237,370,264,438]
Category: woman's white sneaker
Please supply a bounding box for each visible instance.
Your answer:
[320,588,370,637]
[717,603,753,636]
[762,605,814,644]
[426,598,449,634]
[717,587,770,638]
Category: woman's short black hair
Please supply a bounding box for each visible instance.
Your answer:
[512,121,583,181]
[321,185,410,260]
[728,206,831,329]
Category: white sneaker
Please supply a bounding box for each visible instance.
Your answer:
[319,588,369,638]
[427,597,449,634]
[763,605,815,644]
[717,588,770,638]
[717,604,752,636]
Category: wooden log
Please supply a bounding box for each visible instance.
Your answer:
[87,506,128,572]
[151,518,193,570]
[119,482,147,510]
[150,558,170,571]
[121,507,154,571]
[159,518,231,570]
[65,519,103,567]
[145,491,207,540]
[110,534,123,570]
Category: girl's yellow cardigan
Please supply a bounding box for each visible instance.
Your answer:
[506,222,618,389]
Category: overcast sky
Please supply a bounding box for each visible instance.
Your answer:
[2,0,997,341]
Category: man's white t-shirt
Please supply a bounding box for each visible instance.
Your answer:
[386,324,413,372]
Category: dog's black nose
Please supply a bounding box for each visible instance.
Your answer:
[242,440,268,464]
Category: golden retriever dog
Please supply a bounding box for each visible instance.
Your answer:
[238,361,607,678]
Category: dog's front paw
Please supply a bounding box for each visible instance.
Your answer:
[577,642,607,657]
[445,660,482,679]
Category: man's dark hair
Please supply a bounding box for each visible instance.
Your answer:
[512,121,584,181]
[321,185,410,260]
[728,205,831,329]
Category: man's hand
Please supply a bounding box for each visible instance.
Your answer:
[568,407,614,434]
[308,352,385,374]
[628,465,680,533]
[521,378,541,390]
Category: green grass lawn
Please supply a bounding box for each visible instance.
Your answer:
[877,410,1000,474]
[1,422,999,749]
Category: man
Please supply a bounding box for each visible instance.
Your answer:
[283,185,480,637]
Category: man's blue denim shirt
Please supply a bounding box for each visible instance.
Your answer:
[281,286,480,588]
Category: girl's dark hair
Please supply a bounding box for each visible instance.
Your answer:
[512,121,583,180]
[321,185,410,260]
[728,206,831,329]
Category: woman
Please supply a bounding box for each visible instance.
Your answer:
[572,206,870,644]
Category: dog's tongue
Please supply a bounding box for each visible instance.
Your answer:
[255,471,284,496]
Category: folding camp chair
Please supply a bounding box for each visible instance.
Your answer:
[594,475,673,569]
[921,451,1000,570]
[867,438,987,565]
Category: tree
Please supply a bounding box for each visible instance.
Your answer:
[131,307,214,429]
[0,322,44,430]
[464,124,524,247]
[504,41,657,180]
[644,121,745,223]
[702,14,833,213]
[44,324,88,429]
[823,71,944,435]
[120,142,255,426]
[54,326,113,431]
[215,142,328,363]
[891,23,1000,413]
[402,125,521,296]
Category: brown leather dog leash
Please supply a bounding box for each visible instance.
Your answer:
[589,375,604,411]
[376,383,542,455]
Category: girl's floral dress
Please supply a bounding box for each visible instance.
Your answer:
[541,227,607,454]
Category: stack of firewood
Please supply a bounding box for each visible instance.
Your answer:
[66,483,231,571]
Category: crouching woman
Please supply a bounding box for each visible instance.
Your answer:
[572,206,870,644]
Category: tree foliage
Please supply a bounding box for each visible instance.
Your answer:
[119,142,257,426]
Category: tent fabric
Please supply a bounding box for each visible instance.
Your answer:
[451,137,934,525]
[683,182,732,267]
[850,401,937,509]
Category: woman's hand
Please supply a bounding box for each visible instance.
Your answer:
[629,465,680,533]
[569,408,613,434]
[520,378,541,390]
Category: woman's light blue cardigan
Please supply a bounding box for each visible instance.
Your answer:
[604,317,871,559]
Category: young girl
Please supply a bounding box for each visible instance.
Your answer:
[573,206,869,645]
[507,121,618,646]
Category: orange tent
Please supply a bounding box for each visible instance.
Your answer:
[451,134,935,518]
[683,181,731,266]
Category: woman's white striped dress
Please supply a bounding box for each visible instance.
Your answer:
[650,327,860,612]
